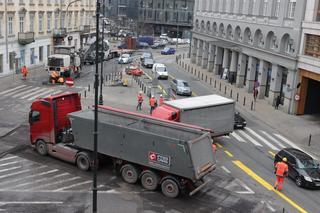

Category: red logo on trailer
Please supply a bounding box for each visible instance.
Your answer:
[65,77,74,87]
[149,152,157,161]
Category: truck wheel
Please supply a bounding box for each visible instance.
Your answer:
[121,164,139,184]
[161,178,180,198]
[77,153,90,171]
[141,170,160,191]
[36,140,48,156]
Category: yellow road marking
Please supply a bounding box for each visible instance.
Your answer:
[168,74,175,79]
[269,151,275,158]
[216,143,223,148]
[233,160,308,213]
[224,150,234,158]
[144,72,152,80]
[191,91,197,97]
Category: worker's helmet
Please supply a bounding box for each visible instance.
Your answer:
[139,91,143,94]
[160,94,163,97]
[151,95,154,98]
[282,157,287,162]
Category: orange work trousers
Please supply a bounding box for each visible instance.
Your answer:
[274,176,284,191]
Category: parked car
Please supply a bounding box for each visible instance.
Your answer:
[143,58,154,68]
[118,54,132,64]
[274,148,320,188]
[152,63,168,79]
[170,79,192,96]
[151,42,166,49]
[125,66,143,76]
[234,112,247,129]
[160,33,169,40]
[140,52,153,62]
[161,47,176,55]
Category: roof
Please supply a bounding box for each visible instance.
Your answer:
[43,92,78,101]
[282,148,313,160]
[165,95,235,110]
[48,54,70,59]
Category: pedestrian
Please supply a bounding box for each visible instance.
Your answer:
[274,157,289,191]
[136,91,143,111]
[21,65,28,80]
[149,95,157,115]
[275,95,281,110]
[159,94,164,106]
[253,88,258,101]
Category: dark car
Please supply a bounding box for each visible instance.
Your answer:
[140,52,153,62]
[274,148,320,188]
[143,58,154,68]
[161,47,175,55]
[234,112,246,129]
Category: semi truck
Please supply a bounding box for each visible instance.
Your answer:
[152,95,235,137]
[29,92,216,198]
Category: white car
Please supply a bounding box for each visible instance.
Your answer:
[152,63,168,79]
[118,54,132,64]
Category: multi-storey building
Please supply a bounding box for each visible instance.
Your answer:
[0,0,96,76]
[138,0,194,37]
[296,0,320,115]
[191,0,305,114]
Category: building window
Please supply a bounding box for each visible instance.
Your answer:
[47,45,50,57]
[74,12,78,28]
[248,0,255,15]
[0,17,2,36]
[39,14,43,32]
[39,46,43,62]
[30,48,35,65]
[9,52,15,70]
[54,13,58,29]
[20,49,25,66]
[263,0,268,16]
[305,34,320,59]
[47,13,51,31]
[8,17,13,35]
[239,0,244,14]
[19,16,24,33]
[317,0,320,21]
[273,0,280,17]
[215,0,219,12]
[30,14,35,32]
[222,0,226,13]
[61,13,65,28]
[68,12,72,28]
[287,0,296,19]
[0,54,3,73]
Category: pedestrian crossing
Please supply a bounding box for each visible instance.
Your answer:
[227,128,317,160]
[0,155,92,192]
[0,85,63,101]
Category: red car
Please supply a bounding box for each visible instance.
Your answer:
[125,66,143,76]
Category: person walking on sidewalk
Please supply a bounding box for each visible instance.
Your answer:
[136,91,144,111]
[275,95,281,110]
[274,157,289,191]
[159,94,164,106]
[21,65,28,80]
[149,95,157,115]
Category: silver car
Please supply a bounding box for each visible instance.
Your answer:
[170,79,192,96]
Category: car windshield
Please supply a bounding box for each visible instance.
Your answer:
[156,66,166,72]
[178,81,189,87]
[143,53,151,57]
[164,47,170,51]
[122,54,130,58]
[145,59,153,63]
[297,158,319,169]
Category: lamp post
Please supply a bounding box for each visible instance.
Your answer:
[99,0,105,105]
[93,0,100,212]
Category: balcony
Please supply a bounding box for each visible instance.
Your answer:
[80,25,90,34]
[18,32,35,45]
[53,28,67,38]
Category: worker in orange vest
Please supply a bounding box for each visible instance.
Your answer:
[274,157,289,191]
[159,94,164,106]
[136,91,143,111]
[149,95,157,115]
[21,65,28,80]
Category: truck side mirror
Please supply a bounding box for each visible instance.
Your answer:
[171,112,177,120]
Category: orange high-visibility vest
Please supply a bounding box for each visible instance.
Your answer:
[275,162,288,177]
[149,97,156,107]
[138,94,143,103]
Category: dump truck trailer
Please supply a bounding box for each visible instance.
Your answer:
[29,93,216,198]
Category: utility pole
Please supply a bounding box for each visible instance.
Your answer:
[99,0,105,105]
[93,0,100,212]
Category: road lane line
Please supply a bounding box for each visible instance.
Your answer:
[224,150,234,157]
[233,160,308,213]
[260,131,286,148]
[0,156,18,162]
[0,165,47,179]
[27,89,59,101]
[19,87,48,99]
[221,166,231,174]
[274,134,318,160]
[0,201,63,205]
[0,166,22,173]
[238,130,263,147]
[0,160,27,167]
[235,179,255,194]
[0,85,27,95]
[3,86,33,97]
[11,87,41,98]
[216,143,223,148]
[269,151,276,157]
[31,176,81,190]
[231,132,246,143]
[246,127,279,151]
[53,180,92,191]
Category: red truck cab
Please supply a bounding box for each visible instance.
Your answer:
[151,104,180,121]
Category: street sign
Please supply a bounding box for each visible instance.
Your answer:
[65,77,74,87]
[295,94,300,101]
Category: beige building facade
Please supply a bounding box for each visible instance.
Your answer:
[0,0,96,76]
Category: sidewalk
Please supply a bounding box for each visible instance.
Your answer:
[177,57,320,159]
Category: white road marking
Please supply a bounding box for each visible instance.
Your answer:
[260,131,286,148]
[238,130,263,147]
[31,176,81,190]
[231,132,246,143]
[0,85,27,95]
[0,166,22,173]
[234,179,255,194]
[19,87,48,99]
[224,135,230,139]
[0,169,59,187]
[267,201,276,212]
[53,180,92,191]
[0,165,47,180]
[3,86,34,97]
[274,133,318,160]
[0,201,63,205]
[221,166,231,174]
[246,128,279,151]
[0,160,27,167]
[0,156,18,162]
[27,89,62,101]
[11,87,41,98]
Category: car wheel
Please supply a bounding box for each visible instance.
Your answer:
[295,176,303,187]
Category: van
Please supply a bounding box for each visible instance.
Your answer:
[152,63,168,79]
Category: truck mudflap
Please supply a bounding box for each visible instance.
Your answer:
[189,177,212,196]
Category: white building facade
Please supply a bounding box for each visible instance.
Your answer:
[191,0,306,114]
[0,0,96,76]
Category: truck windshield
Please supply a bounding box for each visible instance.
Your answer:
[48,58,64,67]
[156,66,166,72]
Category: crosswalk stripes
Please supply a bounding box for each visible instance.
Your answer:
[12,87,41,98]
[260,131,286,149]
[230,132,246,143]
[237,130,263,147]
[0,85,27,95]
[19,88,50,99]
[3,86,34,97]
[27,89,62,101]
[245,127,279,151]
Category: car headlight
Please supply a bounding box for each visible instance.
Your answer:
[304,176,312,182]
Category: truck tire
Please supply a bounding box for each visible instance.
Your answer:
[36,140,48,156]
[161,177,180,198]
[141,170,160,191]
[121,164,140,184]
[76,153,91,171]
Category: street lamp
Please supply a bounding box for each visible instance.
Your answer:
[99,0,106,105]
